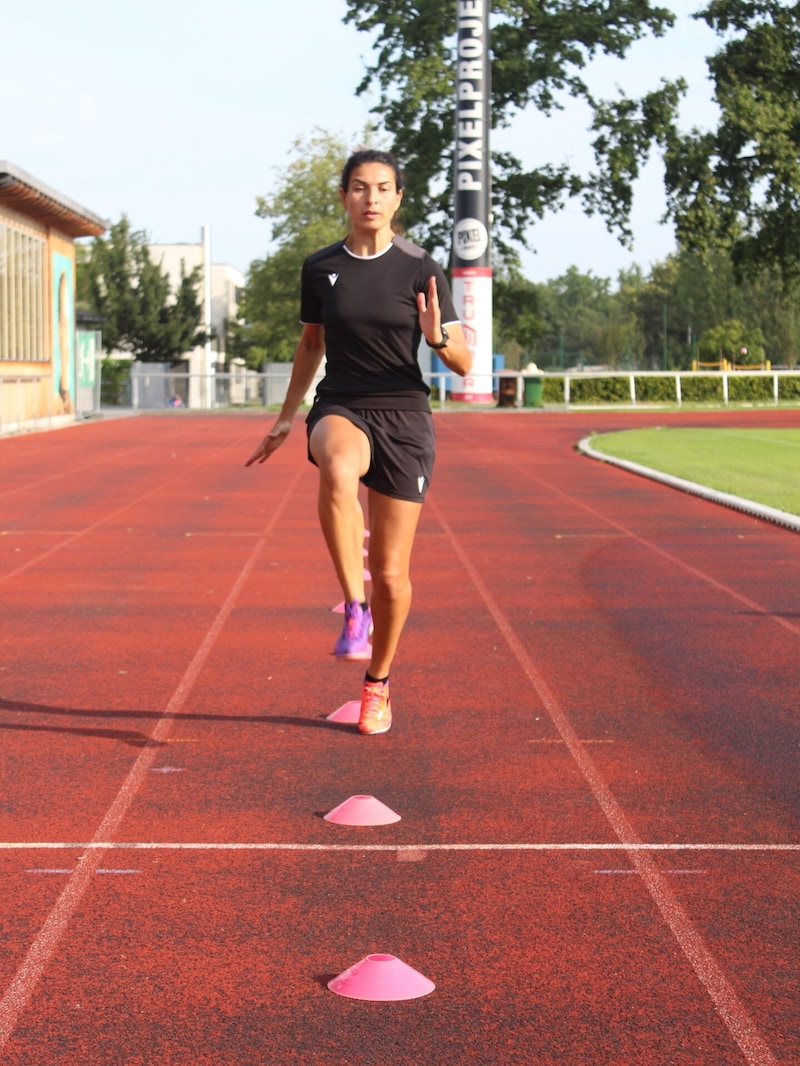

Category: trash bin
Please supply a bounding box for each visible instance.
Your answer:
[497,375,517,407]
[523,375,543,408]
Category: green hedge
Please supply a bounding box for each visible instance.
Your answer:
[728,375,774,403]
[679,376,724,403]
[100,359,132,406]
[538,372,798,406]
[542,377,565,404]
[779,376,800,401]
[634,376,677,403]
[569,376,631,403]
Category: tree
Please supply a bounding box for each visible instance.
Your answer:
[492,269,544,367]
[235,130,362,365]
[342,0,679,261]
[662,0,800,286]
[77,216,206,362]
[530,266,623,364]
[698,318,765,364]
[490,244,799,368]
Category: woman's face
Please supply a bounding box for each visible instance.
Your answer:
[340,162,403,233]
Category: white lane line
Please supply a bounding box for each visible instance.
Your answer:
[502,441,800,637]
[0,434,247,588]
[26,869,141,876]
[4,842,799,853]
[430,495,782,1066]
[0,463,306,1052]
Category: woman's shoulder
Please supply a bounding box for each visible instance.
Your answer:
[391,235,428,261]
[391,237,447,279]
[304,239,347,268]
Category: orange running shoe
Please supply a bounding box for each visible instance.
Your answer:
[358,679,392,735]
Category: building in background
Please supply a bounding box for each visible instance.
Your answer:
[0,162,106,432]
[148,239,245,367]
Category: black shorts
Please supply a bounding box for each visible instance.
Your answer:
[306,403,435,502]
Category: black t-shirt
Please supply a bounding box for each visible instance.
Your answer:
[300,236,459,410]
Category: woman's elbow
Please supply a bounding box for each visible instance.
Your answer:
[453,347,474,377]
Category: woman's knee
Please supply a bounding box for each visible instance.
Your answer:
[310,416,370,481]
[317,450,362,493]
[369,561,411,602]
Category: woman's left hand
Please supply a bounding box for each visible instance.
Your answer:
[417,276,443,347]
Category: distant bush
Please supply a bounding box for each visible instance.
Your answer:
[634,376,677,403]
[779,376,800,401]
[569,376,630,404]
[543,377,565,404]
[679,376,724,403]
[100,359,132,406]
[728,375,774,403]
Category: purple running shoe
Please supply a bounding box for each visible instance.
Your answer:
[333,601,372,660]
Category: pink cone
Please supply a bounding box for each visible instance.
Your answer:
[328,953,435,1001]
[326,700,361,723]
[323,795,401,826]
[331,601,345,614]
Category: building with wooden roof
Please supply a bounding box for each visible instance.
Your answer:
[0,162,107,432]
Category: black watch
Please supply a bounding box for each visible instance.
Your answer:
[428,326,449,350]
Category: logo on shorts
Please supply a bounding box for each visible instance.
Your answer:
[417,476,426,494]
[328,273,339,287]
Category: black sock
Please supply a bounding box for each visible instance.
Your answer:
[360,601,369,611]
[365,672,389,685]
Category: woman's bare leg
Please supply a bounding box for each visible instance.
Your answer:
[365,489,423,679]
[309,415,371,603]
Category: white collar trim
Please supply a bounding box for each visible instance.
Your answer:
[342,240,394,261]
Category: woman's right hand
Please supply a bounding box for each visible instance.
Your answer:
[244,419,293,466]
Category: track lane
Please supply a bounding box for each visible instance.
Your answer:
[0,412,796,1064]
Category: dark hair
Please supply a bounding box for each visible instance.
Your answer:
[341,149,405,192]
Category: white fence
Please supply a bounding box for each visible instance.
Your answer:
[115,365,800,413]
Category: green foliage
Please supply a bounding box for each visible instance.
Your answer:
[634,375,678,402]
[680,375,724,403]
[588,78,687,245]
[338,1,800,288]
[779,375,800,400]
[542,375,565,404]
[568,375,631,403]
[698,318,765,364]
[493,268,544,366]
[727,373,774,402]
[524,265,644,368]
[514,250,799,370]
[98,358,132,406]
[77,217,205,362]
[235,130,355,365]
[538,369,797,407]
[663,0,800,287]
[343,0,678,260]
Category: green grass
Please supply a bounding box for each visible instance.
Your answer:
[588,428,800,516]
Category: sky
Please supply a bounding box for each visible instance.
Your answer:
[3,0,721,286]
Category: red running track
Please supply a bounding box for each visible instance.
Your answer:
[0,408,797,1065]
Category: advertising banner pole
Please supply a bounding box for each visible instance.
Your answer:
[451,0,492,403]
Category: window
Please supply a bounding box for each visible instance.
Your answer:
[0,221,46,361]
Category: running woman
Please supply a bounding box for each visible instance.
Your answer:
[245,149,472,734]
